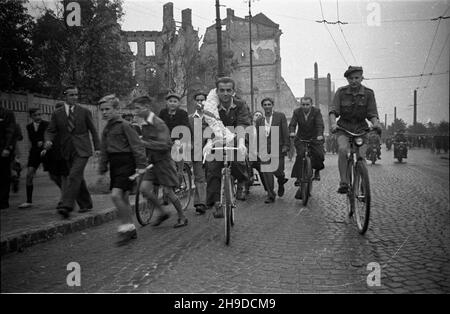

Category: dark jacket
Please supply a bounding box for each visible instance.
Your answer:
[26,120,49,150]
[0,106,16,153]
[139,111,173,163]
[45,104,100,159]
[289,107,324,141]
[330,84,378,133]
[217,97,251,128]
[255,111,290,156]
[159,108,190,140]
[99,117,147,174]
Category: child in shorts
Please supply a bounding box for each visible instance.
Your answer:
[98,95,147,246]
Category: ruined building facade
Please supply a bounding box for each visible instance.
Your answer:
[200,9,298,117]
[124,3,199,113]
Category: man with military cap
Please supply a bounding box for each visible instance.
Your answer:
[329,66,382,194]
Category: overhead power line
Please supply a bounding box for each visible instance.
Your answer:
[365,71,449,81]
[417,18,442,89]
[336,0,358,64]
[318,0,348,66]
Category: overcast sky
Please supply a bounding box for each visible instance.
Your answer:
[29,0,450,124]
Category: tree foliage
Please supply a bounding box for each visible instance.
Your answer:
[0,0,36,91]
[31,0,135,103]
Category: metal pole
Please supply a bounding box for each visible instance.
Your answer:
[413,89,417,126]
[249,0,254,113]
[385,113,387,129]
[314,62,319,107]
[394,106,397,121]
[215,0,224,77]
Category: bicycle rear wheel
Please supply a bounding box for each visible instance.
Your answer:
[175,163,192,211]
[353,160,371,234]
[135,176,155,226]
[301,157,312,206]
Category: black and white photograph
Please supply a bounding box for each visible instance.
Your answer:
[0,0,449,297]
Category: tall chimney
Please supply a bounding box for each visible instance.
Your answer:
[182,9,192,30]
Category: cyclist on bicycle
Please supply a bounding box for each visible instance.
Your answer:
[329,66,382,194]
[202,77,251,218]
[130,96,188,228]
[289,96,325,189]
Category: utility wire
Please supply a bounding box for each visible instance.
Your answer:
[336,0,358,64]
[419,32,450,101]
[365,71,449,81]
[318,0,348,66]
[417,18,442,89]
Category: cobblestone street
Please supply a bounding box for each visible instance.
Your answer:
[1,149,449,293]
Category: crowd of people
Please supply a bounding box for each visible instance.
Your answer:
[7,65,438,246]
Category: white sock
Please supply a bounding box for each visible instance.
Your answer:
[118,223,136,233]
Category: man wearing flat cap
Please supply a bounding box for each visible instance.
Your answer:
[329,66,382,194]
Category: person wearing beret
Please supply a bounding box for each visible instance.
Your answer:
[329,66,382,194]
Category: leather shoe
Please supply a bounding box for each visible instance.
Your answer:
[195,205,206,215]
[313,170,320,181]
[294,180,301,187]
[294,187,302,200]
[277,178,288,197]
[173,218,188,228]
[57,207,70,219]
[337,183,349,194]
[264,196,275,203]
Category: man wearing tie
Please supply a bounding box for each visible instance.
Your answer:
[44,87,100,218]
[255,98,290,204]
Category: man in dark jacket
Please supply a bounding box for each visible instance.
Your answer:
[289,96,325,189]
[0,106,16,209]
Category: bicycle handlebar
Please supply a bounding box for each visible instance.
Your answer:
[333,126,370,137]
[129,164,153,181]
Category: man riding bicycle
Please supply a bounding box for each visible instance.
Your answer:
[289,96,325,188]
[202,77,251,218]
[329,66,382,194]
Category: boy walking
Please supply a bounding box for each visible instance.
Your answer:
[98,95,147,246]
[130,96,188,228]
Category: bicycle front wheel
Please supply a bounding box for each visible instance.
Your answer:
[224,170,233,245]
[135,176,155,226]
[353,160,371,234]
[301,156,312,206]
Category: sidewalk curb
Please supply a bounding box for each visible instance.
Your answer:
[0,204,138,256]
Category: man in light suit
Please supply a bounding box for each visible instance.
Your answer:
[44,87,100,218]
[255,97,290,203]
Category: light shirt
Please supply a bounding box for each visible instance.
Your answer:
[303,109,311,121]
[193,110,204,119]
[65,103,75,116]
[146,111,155,125]
[33,122,40,132]
[264,114,273,137]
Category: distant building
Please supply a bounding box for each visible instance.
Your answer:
[200,8,298,117]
